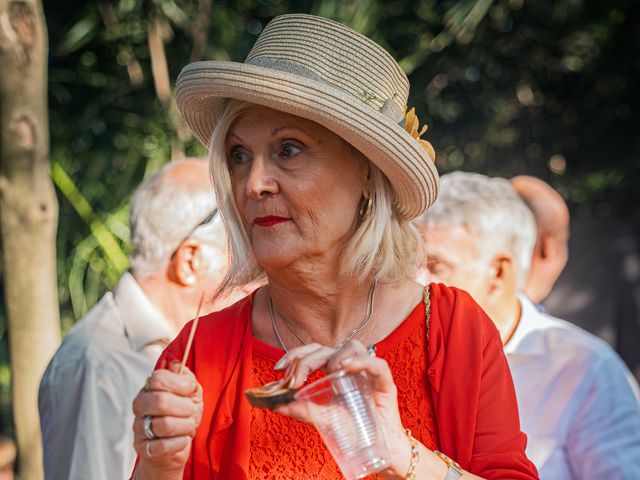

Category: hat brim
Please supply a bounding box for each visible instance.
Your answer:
[176,61,439,220]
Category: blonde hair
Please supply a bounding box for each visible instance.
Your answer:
[208,100,423,295]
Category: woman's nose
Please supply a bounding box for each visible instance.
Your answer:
[246,155,279,199]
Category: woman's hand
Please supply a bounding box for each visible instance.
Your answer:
[131,361,204,480]
[273,340,414,478]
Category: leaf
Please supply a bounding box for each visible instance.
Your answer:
[56,12,100,55]
[51,162,129,273]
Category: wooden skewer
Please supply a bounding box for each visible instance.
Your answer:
[179,293,205,375]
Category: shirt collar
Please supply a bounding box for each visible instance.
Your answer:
[113,272,173,352]
[504,293,548,357]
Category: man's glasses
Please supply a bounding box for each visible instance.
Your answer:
[170,208,219,259]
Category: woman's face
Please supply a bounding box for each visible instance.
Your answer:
[225,105,368,271]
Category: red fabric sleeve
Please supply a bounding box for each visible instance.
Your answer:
[469,316,538,478]
[429,283,539,479]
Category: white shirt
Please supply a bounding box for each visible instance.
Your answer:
[505,295,640,479]
[39,273,173,480]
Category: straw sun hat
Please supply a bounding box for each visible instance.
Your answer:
[175,14,439,220]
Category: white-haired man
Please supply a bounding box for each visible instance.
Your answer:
[415,171,640,479]
[39,158,233,480]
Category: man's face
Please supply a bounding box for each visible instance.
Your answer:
[418,223,493,311]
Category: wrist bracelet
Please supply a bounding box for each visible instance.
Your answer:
[403,428,420,479]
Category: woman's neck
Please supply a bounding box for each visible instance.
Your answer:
[269,267,373,348]
[252,265,424,350]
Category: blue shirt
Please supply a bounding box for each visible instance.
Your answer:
[506,295,640,479]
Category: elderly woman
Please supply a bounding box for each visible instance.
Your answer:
[131,14,538,480]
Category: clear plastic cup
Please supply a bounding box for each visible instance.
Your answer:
[295,369,390,479]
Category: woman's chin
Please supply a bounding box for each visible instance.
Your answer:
[252,247,299,271]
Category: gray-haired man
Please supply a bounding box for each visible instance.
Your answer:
[414,171,640,480]
[39,158,234,480]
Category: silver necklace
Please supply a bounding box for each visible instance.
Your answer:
[269,280,377,353]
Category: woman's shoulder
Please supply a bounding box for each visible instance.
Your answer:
[167,294,253,356]
[198,294,253,332]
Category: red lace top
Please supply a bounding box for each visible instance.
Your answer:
[249,300,438,479]
[132,285,539,479]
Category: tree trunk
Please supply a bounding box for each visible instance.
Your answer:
[0,1,60,479]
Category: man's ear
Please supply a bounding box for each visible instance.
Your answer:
[531,232,544,260]
[487,253,513,297]
[169,240,202,286]
[539,232,554,260]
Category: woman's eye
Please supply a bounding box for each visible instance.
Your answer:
[229,146,251,165]
[280,141,302,159]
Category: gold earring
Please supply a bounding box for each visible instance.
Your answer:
[359,196,372,221]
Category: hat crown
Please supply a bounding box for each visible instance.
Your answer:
[175,13,439,219]
[245,14,409,121]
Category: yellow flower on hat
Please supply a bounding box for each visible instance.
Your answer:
[402,107,436,161]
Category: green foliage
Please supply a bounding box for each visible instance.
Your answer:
[42,0,638,329]
[0,0,629,439]
[431,1,638,209]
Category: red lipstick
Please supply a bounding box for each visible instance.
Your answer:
[253,216,290,227]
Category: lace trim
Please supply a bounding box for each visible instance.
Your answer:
[248,285,436,479]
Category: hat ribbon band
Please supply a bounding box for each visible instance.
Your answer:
[245,56,403,121]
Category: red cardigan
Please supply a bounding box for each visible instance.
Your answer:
[138,284,538,479]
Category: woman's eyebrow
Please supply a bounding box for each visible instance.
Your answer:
[270,124,311,136]
[227,131,243,142]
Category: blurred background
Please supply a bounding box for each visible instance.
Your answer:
[1,0,638,444]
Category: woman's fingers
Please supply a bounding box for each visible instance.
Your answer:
[274,343,327,370]
[144,368,198,396]
[274,397,315,422]
[289,345,336,388]
[132,390,198,418]
[133,414,198,439]
[137,435,191,460]
[340,356,397,396]
[131,365,203,476]
[272,340,393,394]
[133,365,203,420]
[326,339,368,372]
[272,343,336,388]
[273,340,380,388]
[326,340,397,396]
[168,360,197,381]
